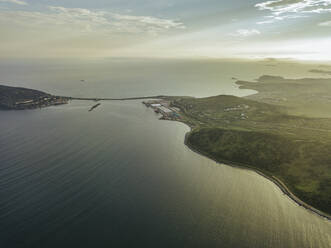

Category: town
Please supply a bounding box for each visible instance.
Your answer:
[12,96,68,110]
[0,84,69,110]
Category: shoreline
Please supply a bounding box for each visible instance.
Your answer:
[2,82,330,221]
[179,127,331,221]
[143,95,331,221]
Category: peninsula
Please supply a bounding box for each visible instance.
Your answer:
[150,75,331,219]
[0,85,68,110]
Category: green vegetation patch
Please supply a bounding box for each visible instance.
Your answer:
[168,76,331,216]
[187,128,331,215]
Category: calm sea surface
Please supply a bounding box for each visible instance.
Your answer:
[0,59,330,247]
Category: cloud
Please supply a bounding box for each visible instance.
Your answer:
[255,0,331,24]
[111,13,185,30]
[257,14,306,24]
[319,20,331,25]
[0,5,187,57]
[231,29,261,37]
[0,6,185,35]
[48,6,186,33]
[0,0,27,5]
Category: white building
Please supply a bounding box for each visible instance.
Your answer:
[158,106,173,115]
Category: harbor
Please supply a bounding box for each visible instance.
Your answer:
[143,99,181,121]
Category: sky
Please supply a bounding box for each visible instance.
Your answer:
[0,0,331,60]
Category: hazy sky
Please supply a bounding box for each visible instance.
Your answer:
[1,0,331,60]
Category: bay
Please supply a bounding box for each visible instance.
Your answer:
[0,59,330,248]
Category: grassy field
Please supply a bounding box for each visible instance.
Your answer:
[168,76,331,216]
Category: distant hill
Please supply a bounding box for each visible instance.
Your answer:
[237,75,331,118]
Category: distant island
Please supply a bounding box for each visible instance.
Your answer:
[1,76,331,220]
[309,69,331,76]
[0,85,68,110]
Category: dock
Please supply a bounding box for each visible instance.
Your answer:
[143,100,181,120]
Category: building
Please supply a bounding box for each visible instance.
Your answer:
[158,106,173,116]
